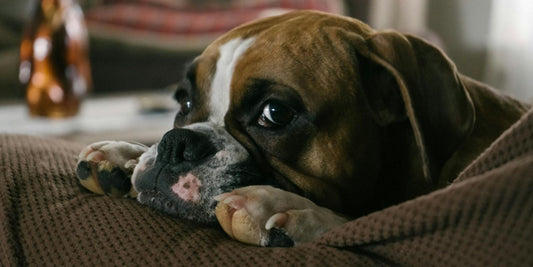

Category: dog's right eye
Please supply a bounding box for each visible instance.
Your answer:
[257,100,295,128]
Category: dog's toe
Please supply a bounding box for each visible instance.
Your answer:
[95,163,132,197]
[76,141,145,197]
[266,228,294,247]
[214,200,266,246]
[76,160,104,195]
[77,159,131,196]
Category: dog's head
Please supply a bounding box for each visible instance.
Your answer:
[132,11,475,223]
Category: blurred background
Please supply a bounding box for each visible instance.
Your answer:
[0,0,532,144]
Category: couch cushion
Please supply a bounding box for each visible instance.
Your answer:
[1,108,532,265]
[0,135,369,265]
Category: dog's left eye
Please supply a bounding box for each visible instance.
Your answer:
[175,89,192,116]
[258,101,295,128]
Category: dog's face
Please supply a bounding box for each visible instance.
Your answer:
[132,11,475,223]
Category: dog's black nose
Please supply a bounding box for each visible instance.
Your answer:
[157,128,217,164]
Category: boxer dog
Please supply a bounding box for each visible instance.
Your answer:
[76,11,530,247]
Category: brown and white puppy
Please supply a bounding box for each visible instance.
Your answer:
[76,11,530,247]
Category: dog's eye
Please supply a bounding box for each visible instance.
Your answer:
[258,101,295,128]
[175,90,192,116]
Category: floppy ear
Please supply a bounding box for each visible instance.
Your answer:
[352,31,475,185]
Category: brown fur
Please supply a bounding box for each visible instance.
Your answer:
[189,11,530,217]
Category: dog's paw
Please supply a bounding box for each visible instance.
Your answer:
[214,185,348,247]
[76,141,148,197]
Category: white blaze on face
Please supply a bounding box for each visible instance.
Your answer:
[209,37,256,125]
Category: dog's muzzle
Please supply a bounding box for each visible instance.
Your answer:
[131,122,272,224]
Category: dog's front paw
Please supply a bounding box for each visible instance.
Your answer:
[214,185,348,247]
[76,141,148,197]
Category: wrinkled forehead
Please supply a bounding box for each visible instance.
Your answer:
[186,15,291,126]
[187,11,373,126]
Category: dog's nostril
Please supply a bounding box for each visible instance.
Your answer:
[158,128,217,163]
[183,139,216,161]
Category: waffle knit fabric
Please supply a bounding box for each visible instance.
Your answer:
[1,109,532,266]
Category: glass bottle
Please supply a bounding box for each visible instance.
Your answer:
[19,0,91,118]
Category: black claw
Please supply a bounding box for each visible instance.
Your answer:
[266,228,294,247]
[76,161,92,180]
[97,167,132,197]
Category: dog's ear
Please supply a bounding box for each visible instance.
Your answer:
[351,31,475,185]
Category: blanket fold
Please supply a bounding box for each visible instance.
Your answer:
[319,109,533,266]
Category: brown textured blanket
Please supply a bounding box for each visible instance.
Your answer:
[1,109,532,266]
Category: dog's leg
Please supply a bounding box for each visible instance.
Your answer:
[214,185,349,247]
[76,141,151,197]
